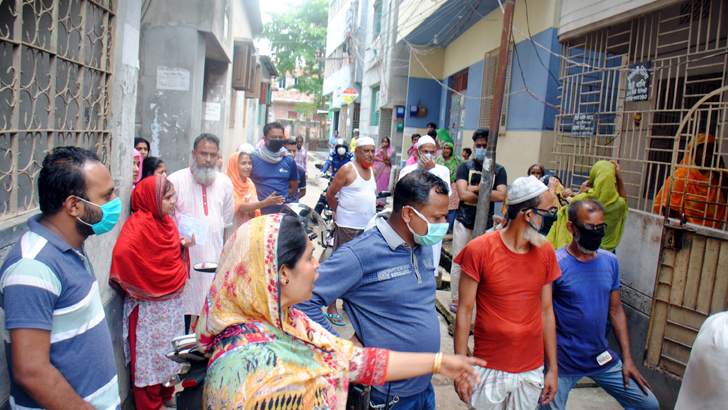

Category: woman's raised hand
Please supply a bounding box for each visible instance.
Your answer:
[440,354,486,384]
[263,192,286,207]
[180,234,196,248]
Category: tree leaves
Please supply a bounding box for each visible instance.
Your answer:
[258,0,328,107]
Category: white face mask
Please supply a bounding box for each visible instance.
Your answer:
[337,147,346,156]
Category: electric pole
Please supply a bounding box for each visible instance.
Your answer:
[472,0,515,238]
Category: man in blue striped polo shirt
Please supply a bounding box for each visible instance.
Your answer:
[0,147,121,409]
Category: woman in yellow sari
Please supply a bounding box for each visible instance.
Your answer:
[653,133,728,229]
[196,214,485,410]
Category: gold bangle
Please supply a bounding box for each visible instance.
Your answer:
[433,352,443,374]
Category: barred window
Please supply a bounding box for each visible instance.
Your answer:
[0,0,115,222]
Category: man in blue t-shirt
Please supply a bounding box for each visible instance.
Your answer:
[0,147,121,409]
[250,122,299,214]
[543,199,659,410]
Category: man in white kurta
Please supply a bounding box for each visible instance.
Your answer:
[398,135,451,272]
[167,134,234,316]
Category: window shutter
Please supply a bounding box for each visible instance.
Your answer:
[478,45,513,134]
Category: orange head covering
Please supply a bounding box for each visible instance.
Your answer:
[225,152,260,218]
[653,133,726,228]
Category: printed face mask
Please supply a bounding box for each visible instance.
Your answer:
[527,208,558,236]
[76,196,121,235]
[406,206,448,247]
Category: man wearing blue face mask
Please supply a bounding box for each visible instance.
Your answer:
[450,128,507,313]
[0,147,121,410]
[398,134,451,273]
[299,170,450,410]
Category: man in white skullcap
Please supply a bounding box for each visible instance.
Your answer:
[322,136,377,326]
[453,176,562,410]
[349,128,360,152]
[398,134,452,272]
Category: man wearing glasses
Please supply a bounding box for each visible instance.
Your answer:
[541,199,659,410]
[453,176,561,410]
[167,133,234,329]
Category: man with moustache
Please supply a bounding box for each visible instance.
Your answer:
[321,136,377,326]
[0,147,121,409]
[167,133,234,329]
[454,176,561,410]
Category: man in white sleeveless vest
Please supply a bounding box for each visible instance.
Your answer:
[324,136,377,326]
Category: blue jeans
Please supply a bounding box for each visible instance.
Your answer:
[540,360,659,410]
[447,209,457,232]
[369,383,435,410]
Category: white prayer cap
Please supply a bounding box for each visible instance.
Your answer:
[417,135,436,149]
[354,128,360,133]
[356,137,375,147]
[237,142,254,154]
[508,175,548,205]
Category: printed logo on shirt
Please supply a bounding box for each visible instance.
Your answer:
[371,265,411,283]
[279,168,287,173]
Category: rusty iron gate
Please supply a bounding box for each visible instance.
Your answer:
[644,86,728,379]
[552,0,728,380]
[0,0,115,222]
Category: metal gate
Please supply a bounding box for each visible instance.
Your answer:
[644,86,728,380]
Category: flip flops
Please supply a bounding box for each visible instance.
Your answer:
[325,312,346,326]
[449,303,458,313]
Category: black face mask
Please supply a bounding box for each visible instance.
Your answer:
[266,139,284,152]
[575,225,606,252]
[528,210,558,236]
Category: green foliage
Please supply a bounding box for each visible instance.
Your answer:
[259,0,328,108]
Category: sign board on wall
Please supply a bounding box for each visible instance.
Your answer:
[571,113,595,138]
[157,66,190,91]
[625,61,651,102]
[342,86,359,105]
[203,102,221,121]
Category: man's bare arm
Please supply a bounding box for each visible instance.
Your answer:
[326,164,350,212]
[10,329,95,410]
[540,284,558,405]
[454,272,480,404]
[609,290,652,394]
[457,180,478,203]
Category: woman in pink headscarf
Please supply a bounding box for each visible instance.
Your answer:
[405,142,419,166]
[373,136,394,191]
[133,149,143,187]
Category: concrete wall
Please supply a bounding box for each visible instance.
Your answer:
[559,0,682,40]
[0,0,142,407]
[612,210,682,409]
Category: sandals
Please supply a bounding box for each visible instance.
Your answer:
[449,303,458,313]
[325,312,346,326]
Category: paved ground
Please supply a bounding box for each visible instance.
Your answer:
[301,153,622,409]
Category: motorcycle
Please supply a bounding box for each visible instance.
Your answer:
[163,263,216,410]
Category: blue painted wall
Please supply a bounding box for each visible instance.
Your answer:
[439,77,451,129]
[464,60,483,130]
[404,77,442,128]
[506,27,562,131]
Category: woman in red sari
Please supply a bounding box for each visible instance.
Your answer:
[110,176,193,410]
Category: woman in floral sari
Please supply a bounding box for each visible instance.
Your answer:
[373,136,394,191]
[196,214,485,410]
[436,142,461,230]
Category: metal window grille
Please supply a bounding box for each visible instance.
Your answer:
[0,0,116,222]
[371,87,380,126]
[553,0,728,225]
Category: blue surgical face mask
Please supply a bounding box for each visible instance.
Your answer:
[475,148,486,161]
[406,206,449,246]
[76,196,121,235]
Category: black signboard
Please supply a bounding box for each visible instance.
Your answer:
[625,61,651,102]
[571,113,595,138]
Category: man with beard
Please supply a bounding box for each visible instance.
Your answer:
[0,147,121,409]
[322,136,377,327]
[167,133,234,328]
[250,122,299,214]
[398,134,451,272]
[454,176,561,410]
[543,199,658,410]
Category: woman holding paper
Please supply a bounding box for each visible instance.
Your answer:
[109,176,193,410]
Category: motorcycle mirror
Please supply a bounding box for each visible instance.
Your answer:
[315,163,323,169]
[193,262,217,272]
